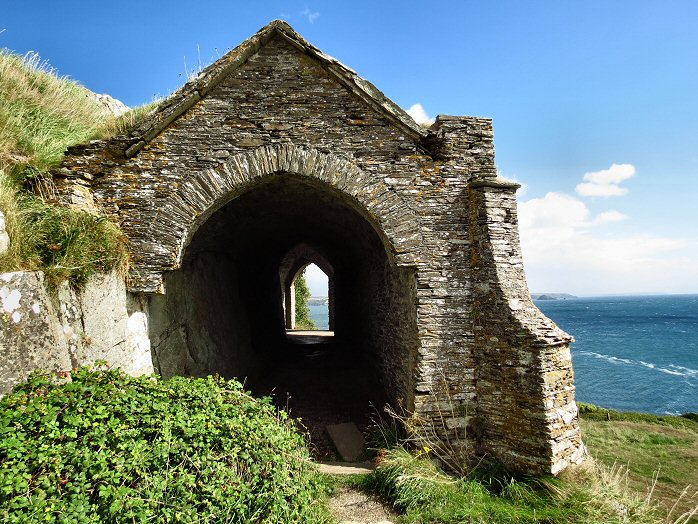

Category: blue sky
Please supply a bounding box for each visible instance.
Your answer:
[2,1,697,295]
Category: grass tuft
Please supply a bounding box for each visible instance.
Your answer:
[0,174,128,288]
[0,50,109,182]
[93,101,158,139]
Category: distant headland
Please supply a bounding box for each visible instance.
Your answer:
[531,293,577,300]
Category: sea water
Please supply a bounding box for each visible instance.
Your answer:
[535,295,697,415]
[309,303,330,330]
[308,295,698,414]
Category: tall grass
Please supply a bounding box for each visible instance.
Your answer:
[0,50,152,287]
[0,50,112,182]
[0,174,128,287]
[361,394,696,522]
[356,447,676,523]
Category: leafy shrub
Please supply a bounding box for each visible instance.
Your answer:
[0,368,328,523]
[294,269,316,329]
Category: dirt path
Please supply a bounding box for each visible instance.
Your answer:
[327,486,397,524]
[249,335,378,460]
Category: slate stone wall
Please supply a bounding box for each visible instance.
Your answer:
[49,30,584,474]
[468,182,584,473]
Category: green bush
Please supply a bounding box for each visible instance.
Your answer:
[294,269,316,330]
[0,368,328,523]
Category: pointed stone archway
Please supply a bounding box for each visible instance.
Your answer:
[279,243,335,331]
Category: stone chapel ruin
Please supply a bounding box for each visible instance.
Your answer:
[2,21,584,474]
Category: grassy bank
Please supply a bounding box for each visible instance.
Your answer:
[2,369,695,523]
[0,50,153,287]
[327,406,698,523]
[579,403,698,518]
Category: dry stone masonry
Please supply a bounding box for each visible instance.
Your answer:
[7,20,584,474]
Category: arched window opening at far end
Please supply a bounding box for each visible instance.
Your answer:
[292,264,330,331]
[279,243,335,333]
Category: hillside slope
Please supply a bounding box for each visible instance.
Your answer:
[0,51,125,181]
[0,50,151,286]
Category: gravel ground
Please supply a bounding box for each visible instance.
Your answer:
[327,486,397,524]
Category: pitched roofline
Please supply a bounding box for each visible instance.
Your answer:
[125,20,426,158]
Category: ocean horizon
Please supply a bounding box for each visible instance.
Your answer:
[309,293,698,415]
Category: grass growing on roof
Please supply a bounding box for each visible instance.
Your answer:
[0,50,109,182]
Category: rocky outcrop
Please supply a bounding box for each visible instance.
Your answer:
[81,89,130,117]
[0,270,152,394]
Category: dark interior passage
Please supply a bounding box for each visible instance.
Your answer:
[148,174,418,456]
[255,332,375,459]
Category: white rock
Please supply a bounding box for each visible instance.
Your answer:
[0,210,9,254]
[1,287,21,313]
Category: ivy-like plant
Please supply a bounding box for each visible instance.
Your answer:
[0,367,329,523]
[294,269,316,330]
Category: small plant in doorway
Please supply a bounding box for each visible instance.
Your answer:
[370,374,478,478]
[294,268,317,330]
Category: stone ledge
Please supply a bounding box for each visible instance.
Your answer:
[470,176,521,190]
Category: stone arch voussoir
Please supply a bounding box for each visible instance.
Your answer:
[128,144,422,293]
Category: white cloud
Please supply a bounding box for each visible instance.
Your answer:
[406,103,434,125]
[575,163,636,197]
[501,172,528,198]
[576,182,628,197]
[516,183,529,198]
[518,192,589,231]
[593,210,628,225]
[517,192,696,294]
[302,8,320,23]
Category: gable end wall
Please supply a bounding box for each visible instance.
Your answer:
[49,34,584,475]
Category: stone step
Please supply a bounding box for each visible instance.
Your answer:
[317,461,375,475]
[326,422,366,462]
